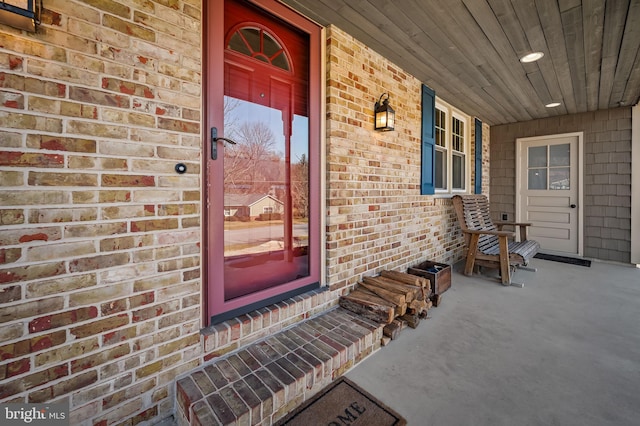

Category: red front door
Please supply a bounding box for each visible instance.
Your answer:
[205,0,321,324]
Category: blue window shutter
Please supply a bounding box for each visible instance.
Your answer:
[474,118,482,194]
[421,84,436,195]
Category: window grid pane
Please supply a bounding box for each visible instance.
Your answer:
[452,117,464,152]
[528,168,547,190]
[452,152,465,190]
[432,103,468,193]
[228,27,291,71]
[435,147,447,190]
[549,143,570,166]
[435,109,446,147]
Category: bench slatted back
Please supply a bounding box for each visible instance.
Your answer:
[453,195,501,254]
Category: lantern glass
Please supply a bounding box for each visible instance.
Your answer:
[374,96,395,131]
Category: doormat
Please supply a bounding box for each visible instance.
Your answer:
[274,377,406,426]
[534,253,591,267]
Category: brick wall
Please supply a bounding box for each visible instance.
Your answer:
[324,26,475,291]
[491,108,632,263]
[0,1,203,424]
[0,6,486,426]
[471,120,491,196]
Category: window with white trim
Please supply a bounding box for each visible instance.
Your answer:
[435,100,470,193]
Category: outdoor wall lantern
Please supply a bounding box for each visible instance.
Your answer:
[0,0,41,33]
[374,93,395,131]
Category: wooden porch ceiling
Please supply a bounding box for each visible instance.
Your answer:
[280,0,640,125]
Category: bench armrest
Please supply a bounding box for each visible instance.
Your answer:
[495,222,532,241]
[496,221,533,227]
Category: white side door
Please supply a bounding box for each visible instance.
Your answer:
[516,133,583,255]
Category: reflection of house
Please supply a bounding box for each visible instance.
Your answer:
[550,178,570,190]
[224,194,283,218]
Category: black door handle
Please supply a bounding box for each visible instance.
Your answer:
[211,127,237,160]
[570,204,577,208]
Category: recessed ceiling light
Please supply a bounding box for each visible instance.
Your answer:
[545,102,561,108]
[520,52,544,63]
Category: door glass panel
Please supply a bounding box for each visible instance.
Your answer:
[528,146,547,167]
[291,114,310,255]
[528,168,547,190]
[223,96,309,301]
[550,143,570,166]
[549,167,570,190]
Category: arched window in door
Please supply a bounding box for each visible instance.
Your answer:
[227,26,291,72]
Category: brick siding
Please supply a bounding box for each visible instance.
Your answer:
[491,108,632,263]
[0,1,203,425]
[324,26,473,293]
[0,5,483,425]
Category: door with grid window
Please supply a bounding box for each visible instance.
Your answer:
[517,134,581,255]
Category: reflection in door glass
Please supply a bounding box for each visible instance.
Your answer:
[528,168,547,190]
[223,97,309,301]
[549,143,570,166]
[549,167,570,190]
[528,146,547,167]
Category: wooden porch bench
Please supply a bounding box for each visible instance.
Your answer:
[452,194,540,286]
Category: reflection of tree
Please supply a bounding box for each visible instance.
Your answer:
[223,98,308,219]
[292,154,309,218]
[224,120,282,195]
[224,97,241,137]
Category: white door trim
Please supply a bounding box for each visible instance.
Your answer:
[515,132,584,256]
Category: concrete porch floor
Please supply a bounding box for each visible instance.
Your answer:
[346,258,640,426]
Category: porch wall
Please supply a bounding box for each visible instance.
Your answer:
[324,26,477,291]
[0,1,204,425]
[0,4,485,426]
[491,108,633,263]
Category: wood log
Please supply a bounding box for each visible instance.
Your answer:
[349,288,395,308]
[363,276,419,302]
[374,276,426,301]
[358,282,407,306]
[381,336,392,346]
[339,292,395,324]
[381,270,430,290]
[408,299,427,312]
[357,286,407,317]
[410,299,424,310]
[362,277,415,303]
[383,320,402,340]
[400,312,420,329]
[358,282,405,306]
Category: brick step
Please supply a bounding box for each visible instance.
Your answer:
[176,307,383,426]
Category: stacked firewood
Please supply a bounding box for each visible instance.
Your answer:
[339,270,434,344]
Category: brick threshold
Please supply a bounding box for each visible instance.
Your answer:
[175,307,383,426]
